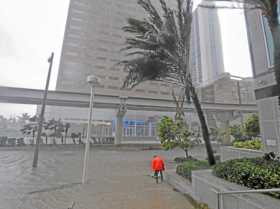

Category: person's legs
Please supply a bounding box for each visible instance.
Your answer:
[154,171,159,183]
[159,170,163,182]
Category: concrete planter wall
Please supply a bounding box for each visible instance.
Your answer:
[192,170,280,209]
[220,146,264,162]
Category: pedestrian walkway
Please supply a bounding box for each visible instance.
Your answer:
[0,147,194,209]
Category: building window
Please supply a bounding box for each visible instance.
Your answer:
[135,89,145,93]
[94,65,106,69]
[150,81,158,86]
[148,90,158,94]
[107,85,119,90]
[69,24,82,31]
[96,57,107,61]
[108,76,119,81]
[160,91,169,95]
[261,16,274,67]
[97,47,108,52]
[161,83,169,87]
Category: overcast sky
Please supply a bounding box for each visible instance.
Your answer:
[0,0,252,117]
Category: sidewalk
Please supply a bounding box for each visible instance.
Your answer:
[1,148,194,209]
[21,174,194,209]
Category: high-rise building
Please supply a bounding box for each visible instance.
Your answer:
[55,0,173,98]
[245,9,280,152]
[190,5,225,85]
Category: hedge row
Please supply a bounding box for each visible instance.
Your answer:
[176,159,209,181]
[213,157,280,199]
[233,138,263,150]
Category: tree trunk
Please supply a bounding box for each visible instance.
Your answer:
[65,129,68,145]
[188,84,216,165]
[45,136,48,144]
[184,149,189,158]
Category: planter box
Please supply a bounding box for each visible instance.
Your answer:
[220,146,264,162]
[165,169,194,197]
[192,170,280,209]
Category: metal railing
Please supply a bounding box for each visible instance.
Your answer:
[213,188,280,209]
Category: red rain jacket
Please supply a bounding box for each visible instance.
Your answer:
[151,156,165,171]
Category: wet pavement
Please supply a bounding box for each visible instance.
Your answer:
[0,146,194,209]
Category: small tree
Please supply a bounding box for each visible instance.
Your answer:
[158,116,192,158]
[229,124,244,140]
[45,119,64,145]
[243,114,260,139]
[175,119,192,158]
[20,115,39,144]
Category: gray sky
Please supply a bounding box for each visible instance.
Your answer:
[0,0,252,117]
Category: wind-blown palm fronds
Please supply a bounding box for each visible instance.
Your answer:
[120,0,216,165]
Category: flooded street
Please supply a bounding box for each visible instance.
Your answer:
[0,146,194,209]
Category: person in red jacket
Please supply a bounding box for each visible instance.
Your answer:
[151,155,165,183]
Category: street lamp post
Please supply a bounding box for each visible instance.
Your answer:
[32,52,54,168]
[82,75,99,184]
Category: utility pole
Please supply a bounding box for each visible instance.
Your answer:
[32,52,54,168]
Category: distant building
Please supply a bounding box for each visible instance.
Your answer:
[190,5,225,86]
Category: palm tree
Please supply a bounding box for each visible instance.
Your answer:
[64,123,71,144]
[120,0,216,165]
[0,115,8,129]
[17,113,31,125]
[41,132,48,144]
[20,123,38,145]
[45,119,61,145]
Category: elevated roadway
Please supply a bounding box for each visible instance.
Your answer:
[0,86,257,112]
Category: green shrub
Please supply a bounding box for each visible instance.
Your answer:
[195,203,210,209]
[176,159,210,181]
[213,156,280,199]
[233,138,263,150]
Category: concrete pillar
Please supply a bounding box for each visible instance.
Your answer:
[115,97,127,145]
[214,111,235,145]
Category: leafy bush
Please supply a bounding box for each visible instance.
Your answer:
[213,155,280,199]
[176,159,209,181]
[195,203,210,209]
[229,124,244,140]
[229,114,260,142]
[233,138,263,150]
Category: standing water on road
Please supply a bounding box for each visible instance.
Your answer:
[0,146,193,209]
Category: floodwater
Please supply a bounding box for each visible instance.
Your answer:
[0,146,194,209]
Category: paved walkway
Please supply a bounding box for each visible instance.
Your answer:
[0,146,194,209]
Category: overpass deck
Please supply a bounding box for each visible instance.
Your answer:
[0,86,257,112]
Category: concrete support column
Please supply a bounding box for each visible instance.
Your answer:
[115,97,127,145]
[214,111,235,144]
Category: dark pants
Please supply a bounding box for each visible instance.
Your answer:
[154,170,163,183]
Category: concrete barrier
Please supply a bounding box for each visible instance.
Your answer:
[192,170,280,209]
[220,146,264,162]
